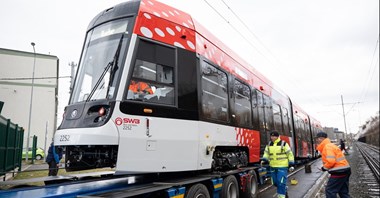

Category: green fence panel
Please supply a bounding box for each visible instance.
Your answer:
[5,122,16,172]
[0,115,24,176]
[15,127,24,171]
[0,116,7,175]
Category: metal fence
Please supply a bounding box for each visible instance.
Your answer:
[0,115,24,177]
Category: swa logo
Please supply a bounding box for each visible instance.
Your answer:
[115,117,140,125]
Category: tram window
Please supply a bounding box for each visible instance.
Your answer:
[299,119,305,138]
[132,60,173,84]
[263,96,273,131]
[234,80,252,128]
[132,60,156,81]
[295,116,302,138]
[273,104,282,133]
[201,61,229,122]
[305,121,311,141]
[251,89,259,130]
[282,107,290,136]
[126,40,175,105]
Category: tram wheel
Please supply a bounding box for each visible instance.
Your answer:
[221,175,239,198]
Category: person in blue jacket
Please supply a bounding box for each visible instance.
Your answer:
[46,142,63,176]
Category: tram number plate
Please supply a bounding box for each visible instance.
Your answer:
[123,125,132,130]
[59,135,70,142]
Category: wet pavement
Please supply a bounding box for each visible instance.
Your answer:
[258,159,328,198]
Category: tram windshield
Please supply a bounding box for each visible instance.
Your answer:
[71,19,130,104]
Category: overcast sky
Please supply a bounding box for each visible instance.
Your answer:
[0,0,378,134]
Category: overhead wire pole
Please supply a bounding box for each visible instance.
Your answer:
[69,61,77,94]
[341,95,348,139]
[26,42,36,162]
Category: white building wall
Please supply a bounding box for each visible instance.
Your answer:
[0,48,58,152]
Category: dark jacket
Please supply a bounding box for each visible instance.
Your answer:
[340,140,346,151]
[46,143,63,163]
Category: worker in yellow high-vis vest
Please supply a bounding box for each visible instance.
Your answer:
[262,131,295,198]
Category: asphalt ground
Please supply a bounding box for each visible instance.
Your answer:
[258,158,329,198]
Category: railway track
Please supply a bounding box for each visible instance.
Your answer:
[355,141,380,197]
[356,142,380,182]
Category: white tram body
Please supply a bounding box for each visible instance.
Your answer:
[55,0,322,174]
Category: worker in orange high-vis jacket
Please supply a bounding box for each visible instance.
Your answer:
[316,132,351,198]
[129,80,153,94]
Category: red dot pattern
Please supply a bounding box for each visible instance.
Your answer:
[236,128,260,162]
[134,0,274,96]
[134,0,196,52]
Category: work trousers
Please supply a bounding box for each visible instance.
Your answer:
[325,170,351,198]
[48,160,59,176]
[270,167,288,197]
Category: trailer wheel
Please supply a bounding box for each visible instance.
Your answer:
[185,183,210,198]
[241,171,258,198]
[221,175,239,198]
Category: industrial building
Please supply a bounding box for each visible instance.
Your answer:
[0,48,59,153]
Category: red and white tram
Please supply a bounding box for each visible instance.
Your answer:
[55,0,322,174]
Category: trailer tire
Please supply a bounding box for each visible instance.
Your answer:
[241,171,258,198]
[185,183,210,198]
[221,175,239,198]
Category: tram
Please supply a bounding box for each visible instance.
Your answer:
[55,0,322,174]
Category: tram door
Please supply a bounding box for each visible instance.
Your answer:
[257,92,267,155]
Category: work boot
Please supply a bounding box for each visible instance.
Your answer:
[278,194,286,198]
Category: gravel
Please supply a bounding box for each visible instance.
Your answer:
[315,142,379,198]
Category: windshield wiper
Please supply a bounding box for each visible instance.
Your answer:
[106,34,124,99]
[86,34,124,102]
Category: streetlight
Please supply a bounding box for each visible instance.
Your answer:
[26,42,36,162]
[341,95,348,140]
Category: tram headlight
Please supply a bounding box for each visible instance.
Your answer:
[99,107,106,116]
[87,105,110,123]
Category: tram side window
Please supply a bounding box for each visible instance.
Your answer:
[300,119,306,139]
[282,107,291,136]
[251,89,259,130]
[305,121,311,141]
[295,116,302,139]
[233,80,252,128]
[263,96,273,131]
[272,104,283,133]
[201,61,229,122]
[126,40,175,105]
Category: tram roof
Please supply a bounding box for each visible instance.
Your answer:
[134,0,285,98]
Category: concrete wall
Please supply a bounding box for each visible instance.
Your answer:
[0,48,59,153]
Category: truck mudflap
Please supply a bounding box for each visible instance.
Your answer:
[167,187,185,198]
[211,178,223,198]
[258,167,268,185]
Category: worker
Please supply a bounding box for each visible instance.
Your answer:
[129,80,153,94]
[262,131,295,198]
[316,132,351,198]
[339,139,347,154]
[46,142,63,176]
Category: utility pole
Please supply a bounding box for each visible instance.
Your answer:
[69,62,77,94]
[341,95,348,139]
[26,42,36,162]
